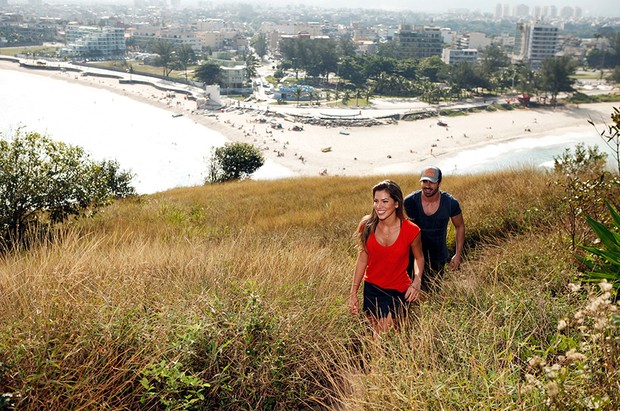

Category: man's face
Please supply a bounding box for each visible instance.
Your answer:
[421,179,440,197]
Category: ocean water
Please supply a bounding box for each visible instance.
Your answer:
[437,129,614,176]
[0,68,291,194]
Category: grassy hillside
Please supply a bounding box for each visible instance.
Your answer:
[1,168,618,410]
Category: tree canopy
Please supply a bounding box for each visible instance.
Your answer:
[149,40,176,77]
[0,129,135,247]
[538,56,577,105]
[194,61,222,85]
[206,142,265,183]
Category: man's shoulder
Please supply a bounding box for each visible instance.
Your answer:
[404,190,422,201]
[440,191,462,214]
[440,191,458,201]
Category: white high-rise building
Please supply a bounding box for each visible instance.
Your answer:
[514,21,560,70]
[61,25,126,58]
[549,5,558,18]
[495,3,503,19]
[514,4,530,18]
[560,6,574,19]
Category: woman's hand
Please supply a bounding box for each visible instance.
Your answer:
[349,293,360,315]
[405,282,421,302]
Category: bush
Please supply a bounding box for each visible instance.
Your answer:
[578,201,620,295]
[553,143,618,248]
[0,129,135,248]
[206,142,265,183]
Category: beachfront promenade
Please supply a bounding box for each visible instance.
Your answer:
[2,56,618,180]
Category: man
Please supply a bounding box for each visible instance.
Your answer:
[404,166,465,292]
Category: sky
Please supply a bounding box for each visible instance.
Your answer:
[32,0,620,17]
[247,0,619,17]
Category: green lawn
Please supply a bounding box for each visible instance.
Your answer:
[0,46,59,57]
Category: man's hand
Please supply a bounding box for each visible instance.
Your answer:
[448,255,461,270]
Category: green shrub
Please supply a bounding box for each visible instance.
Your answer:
[578,201,620,295]
[206,142,265,183]
[0,129,135,248]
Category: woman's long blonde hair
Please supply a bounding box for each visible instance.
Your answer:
[357,179,406,250]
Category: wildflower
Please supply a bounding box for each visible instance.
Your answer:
[557,319,568,331]
[574,310,585,323]
[594,317,608,330]
[565,349,587,362]
[568,283,581,292]
[544,364,561,379]
[586,297,603,312]
[545,381,559,398]
[528,356,544,369]
[599,280,613,293]
[525,373,538,385]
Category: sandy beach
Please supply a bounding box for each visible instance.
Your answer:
[2,58,618,178]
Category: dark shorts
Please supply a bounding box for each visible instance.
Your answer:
[422,260,446,292]
[363,281,408,319]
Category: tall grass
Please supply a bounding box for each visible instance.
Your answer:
[1,169,618,409]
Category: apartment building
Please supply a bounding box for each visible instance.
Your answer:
[393,25,443,59]
[131,25,201,52]
[60,24,125,58]
[514,21,560,69]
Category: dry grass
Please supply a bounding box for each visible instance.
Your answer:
[1,169,618,410]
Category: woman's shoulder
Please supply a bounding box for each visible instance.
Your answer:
[402,218,421,233]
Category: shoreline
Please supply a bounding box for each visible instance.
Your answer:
[2,58,618,179]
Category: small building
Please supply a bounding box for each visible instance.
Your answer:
[442,48,478,65]
[196,84,222,109]
[274,85,315,102]
[220,65,246,89]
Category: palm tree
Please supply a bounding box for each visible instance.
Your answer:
[363,86,374,104]
[324,89,332,104]
[294,86,303,107]
[150,40,175,77]
[354,87,363,106]
[334,87,341,103]
[175,45,196,81]
[245,53,259,82]
[342,89,351,106]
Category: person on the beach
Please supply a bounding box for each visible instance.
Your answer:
[404,166,465,292]
[349,180,424,334]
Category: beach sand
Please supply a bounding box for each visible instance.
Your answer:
[2,59,618,178]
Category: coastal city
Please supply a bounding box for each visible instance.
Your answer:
[1,0,618,105]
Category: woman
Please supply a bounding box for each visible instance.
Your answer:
[349,180,424,333]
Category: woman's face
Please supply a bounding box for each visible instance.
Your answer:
[373,189,398,221]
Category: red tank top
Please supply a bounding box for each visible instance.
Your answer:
[364,219,420,292]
